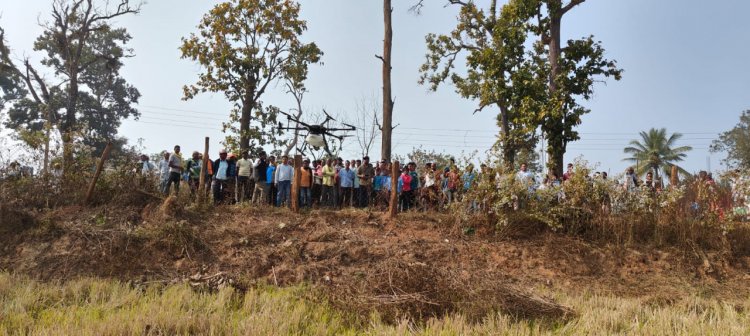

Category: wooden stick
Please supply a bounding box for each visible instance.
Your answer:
[389,161,399,218]
[199,137,209,201]
[291,155,302,212]
[84,142,112,205]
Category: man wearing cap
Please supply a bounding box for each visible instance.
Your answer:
[212,149,236,204]
[357,156,375,207]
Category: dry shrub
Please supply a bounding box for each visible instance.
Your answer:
[0,204,37,234]
[328,260,574,324]
[454,161,741,255]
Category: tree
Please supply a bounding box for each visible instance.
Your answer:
[711,110,750,170]
[0,28,26,107]
[351,95,382,158]
[623,128,692,179]
[378,0,396,162]
[528,0,622,176]
[394,146,453,169]
[1,0,141,173]
[419,0,543,168]
[180,0,322,155]
[282,41,323,157]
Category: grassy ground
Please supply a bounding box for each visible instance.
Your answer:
[0,273,748,335]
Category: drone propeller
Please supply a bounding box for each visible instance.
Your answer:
[322,109,336,125]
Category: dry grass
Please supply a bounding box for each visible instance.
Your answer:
[1,273,749,335]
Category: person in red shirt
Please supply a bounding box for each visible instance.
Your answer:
[562,163,574,182]
[399,168,413,211]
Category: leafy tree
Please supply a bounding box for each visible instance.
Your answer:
[525,0,622,176]
[395,146,454,169]
[419,0,544,169]
[1,0,141,172]
[711,110,750,170]
[0,28,26,107]
[623,128,692,179]
[180,0,322,155]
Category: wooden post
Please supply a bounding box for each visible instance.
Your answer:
[291,155,302,212]
[84,142,112,205]
[199,137,209,201]
[388,160,399,218]
[670,165,679,187]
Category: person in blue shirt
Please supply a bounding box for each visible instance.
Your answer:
[266,156,277,206]
[212,149,237,204]
[338,161,356,207]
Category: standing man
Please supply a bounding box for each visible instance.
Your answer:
[357,156,375,207]
[339,160,356,207]
[300,159,313,208]
[252,152,268,204]
[275,155,294,207]
[408,162,419,208]
[236,151,253,203]
[212,149,236,204]
[185,151,203,195]
[321,159,336,207]
[139,154,157,175]
[266,156,277,205]
[516,162,535,193]
[165,145,183,195]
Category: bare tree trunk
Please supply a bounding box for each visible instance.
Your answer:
[499,104,515,170]
[546,11,564,178]
[284,96,303,157]
[84,142,112,205]
[43,105,52,174]
[389,161,399,218]
[239,90,253,154]
[380,0,394,161]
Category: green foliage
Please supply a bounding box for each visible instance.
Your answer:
[0,27,26,107]
[623,128,692,179]
[711,110,750,170]
[1,1,141,167]
[180,0,322,154]
[454,159,733,249]
[419,0,543,167]
[504,0,623,174]
[395,146,454,168]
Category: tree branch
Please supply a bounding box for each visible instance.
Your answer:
[561,0,585,15]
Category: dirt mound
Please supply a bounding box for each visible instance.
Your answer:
[0,204,748,323]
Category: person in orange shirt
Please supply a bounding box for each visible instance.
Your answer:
[300,159,313,208]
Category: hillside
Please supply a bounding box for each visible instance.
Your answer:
[3,199,749,324]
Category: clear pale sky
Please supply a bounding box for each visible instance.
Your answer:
[2,0,748,175]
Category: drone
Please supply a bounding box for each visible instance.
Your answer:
[277,109,356,156]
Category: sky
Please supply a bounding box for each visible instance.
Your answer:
[1,0,748,176]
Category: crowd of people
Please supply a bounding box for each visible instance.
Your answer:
[137,146,742,215]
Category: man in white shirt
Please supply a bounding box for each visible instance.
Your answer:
[165,145,183,195]
[516,163,535,192]
[236,151,253,203]
[275,155,294,207]
[158,151,170,194]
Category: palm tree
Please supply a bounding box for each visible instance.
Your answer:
[623,128,692,179]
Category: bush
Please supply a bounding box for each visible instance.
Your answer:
[452,161,745,251]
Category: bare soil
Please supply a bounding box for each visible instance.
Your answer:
[1,200,748,322]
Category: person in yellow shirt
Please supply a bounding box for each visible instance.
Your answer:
[321,159,336,207]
